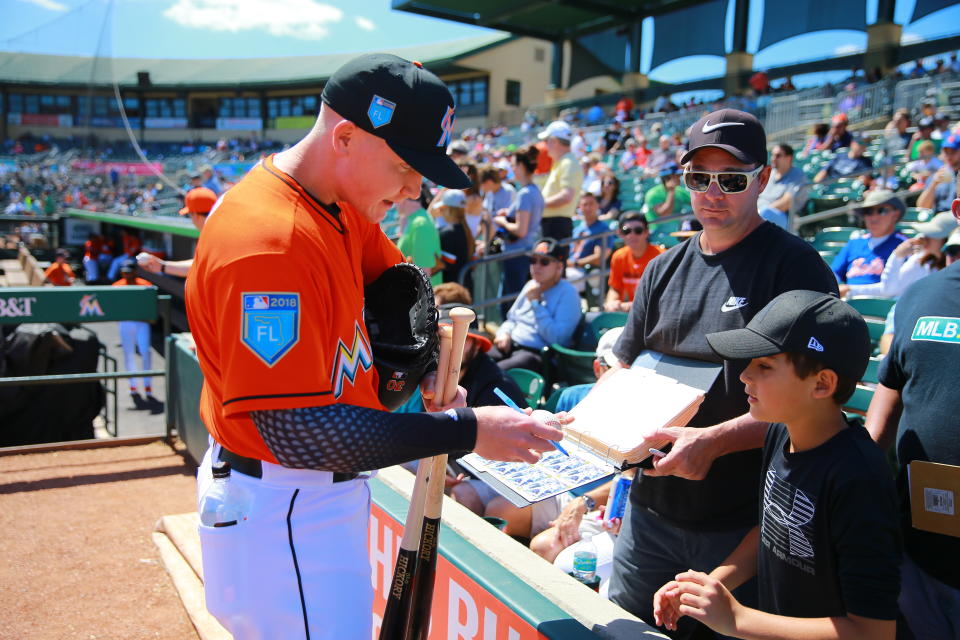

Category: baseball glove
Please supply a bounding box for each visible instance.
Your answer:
[364,262,439,410]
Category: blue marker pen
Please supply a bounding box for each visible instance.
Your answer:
[493,387,569,457]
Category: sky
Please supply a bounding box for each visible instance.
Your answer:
[1,0,958,90]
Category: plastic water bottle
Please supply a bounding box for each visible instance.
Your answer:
[199,461,252,527]
[572,533,598,581]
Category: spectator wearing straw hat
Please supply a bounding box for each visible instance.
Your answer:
[831,189,907,286]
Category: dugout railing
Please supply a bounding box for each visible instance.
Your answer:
[0,285,171,440]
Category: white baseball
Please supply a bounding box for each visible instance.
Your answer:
[530,409,561,429]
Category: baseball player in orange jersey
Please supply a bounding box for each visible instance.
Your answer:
[185,54,564,640]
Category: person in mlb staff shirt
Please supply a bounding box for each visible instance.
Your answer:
[607,109,839,639]
[184,54,562,640]
[866,177,960,640]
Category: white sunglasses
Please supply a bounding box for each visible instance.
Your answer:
[683,166,764,193]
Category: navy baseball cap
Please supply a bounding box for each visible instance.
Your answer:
[681,109,767,166]
[943,132,960,150]
[321,53,471,189]
[705,290,870,381]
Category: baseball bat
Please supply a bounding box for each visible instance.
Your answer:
[408,307,475,640]
[379,324,454,640]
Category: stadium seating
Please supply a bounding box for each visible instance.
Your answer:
[545,343,596,388]
[506,368,546,410]
[588,312,629,343]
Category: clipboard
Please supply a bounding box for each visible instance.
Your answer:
[909,460,960,538]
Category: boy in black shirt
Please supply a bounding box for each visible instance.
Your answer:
[653,290,900,639]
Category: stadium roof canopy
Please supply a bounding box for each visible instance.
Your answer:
[0,33,511,89]
[392,0,710,40]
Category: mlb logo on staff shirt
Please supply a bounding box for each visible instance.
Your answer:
[807,337,824,352]
[368,95,396,129]
[241,293,300,366]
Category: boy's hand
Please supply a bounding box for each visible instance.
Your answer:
[674,571,741,636]
[652,580,682,631]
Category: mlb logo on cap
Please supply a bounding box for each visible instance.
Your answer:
[368,95,396,129]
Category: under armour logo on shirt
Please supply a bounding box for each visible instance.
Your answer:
[721,297,749,312]
[808,337,824,352]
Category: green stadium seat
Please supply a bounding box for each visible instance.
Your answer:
[505,368,546,410]
[865,318,886,347]
[843,385,874,415]
[847,296,895,319]
[541,385,567,412]
[901,207,933,223]
[862,356,882,385]
[813,227,858,244]
[588,312,628,343]
[546,343,596,387]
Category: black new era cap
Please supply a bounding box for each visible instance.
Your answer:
[705,290,871,381]
[321,53,471,189]
[681,109,767,166]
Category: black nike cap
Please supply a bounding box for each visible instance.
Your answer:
[321,53,471,189]
[681,108,767,166]
[705,290,871,381]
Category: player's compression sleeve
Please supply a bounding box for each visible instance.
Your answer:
[251,404,477,472]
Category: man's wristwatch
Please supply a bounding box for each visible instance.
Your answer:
[581,495,596,513]
[160,261,166,275]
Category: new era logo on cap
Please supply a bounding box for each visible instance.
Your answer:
[807,337,824,352]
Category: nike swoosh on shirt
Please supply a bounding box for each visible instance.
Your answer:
[721,300,749,312]
[702,121,745,134]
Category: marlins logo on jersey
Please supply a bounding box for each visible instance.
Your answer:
[331,321,374,398]
[241,292,300,366]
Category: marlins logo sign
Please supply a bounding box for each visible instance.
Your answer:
[331,322,374,398]
[241,292,300,366]
[79,294,104,317]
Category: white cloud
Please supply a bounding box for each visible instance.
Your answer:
[163,0,343,40]
[834,43,862,56]
[902,32,923,45]
[355,16,375,31]
[17,0,68,11]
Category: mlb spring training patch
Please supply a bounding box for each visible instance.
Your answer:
[911,316,960,345]
[241,292,301,366]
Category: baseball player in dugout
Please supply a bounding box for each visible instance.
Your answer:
[185,53,565,639]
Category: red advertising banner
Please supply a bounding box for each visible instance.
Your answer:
[7,113,73,127]
[369,504,544,639]
[70,160,163,175]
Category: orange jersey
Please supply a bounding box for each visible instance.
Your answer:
[185,155,403,463]
[112,277,152,287]
[84,238,104,259]
[608,244,663,302]
[44,262,75,286]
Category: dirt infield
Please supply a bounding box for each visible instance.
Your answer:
[0,441,200,639]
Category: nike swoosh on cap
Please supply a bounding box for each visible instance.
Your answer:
[702,121,745,134]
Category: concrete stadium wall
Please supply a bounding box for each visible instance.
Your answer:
[566,76,624,104]
[460,37,553,122]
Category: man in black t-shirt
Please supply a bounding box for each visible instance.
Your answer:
[607,110,839,638]
[867,177,960,640]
